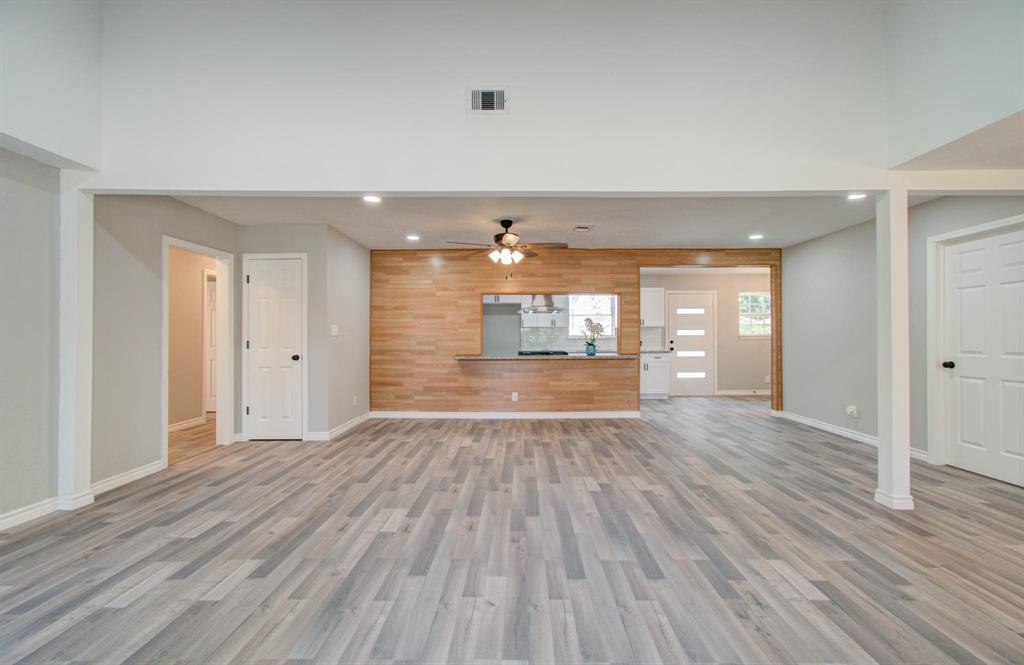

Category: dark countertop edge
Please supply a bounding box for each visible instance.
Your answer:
[456,354,639,361]
[640,349,670,354]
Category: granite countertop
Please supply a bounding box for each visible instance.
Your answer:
[456,353,639,361]
[640,349,670,354]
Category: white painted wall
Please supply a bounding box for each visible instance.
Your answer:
[0,149,61,516]
[886,0,1024,167]
[0,0,101,169]
[94,0,888,193]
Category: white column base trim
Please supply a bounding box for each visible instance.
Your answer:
[771,410,927,461]
[304,431,329,441]
[715,389,772,396]
[233,432,248,443]
[874,489,915,510]
[168,415,207,432]
[57,490,94,511]
[328,412,371,440]
[369,410,642,420]
[92,460,166,496]
[0,497,59,531]
[640,393,668,400]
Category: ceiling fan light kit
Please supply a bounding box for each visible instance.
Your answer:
[448,218,566,263]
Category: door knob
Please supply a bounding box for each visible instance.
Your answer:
[291,354,301,361]
[942,360,955,369]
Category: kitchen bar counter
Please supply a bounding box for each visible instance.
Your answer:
[456,353,639,361]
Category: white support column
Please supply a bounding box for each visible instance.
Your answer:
[57,172,94,510]
[875,189,914,510]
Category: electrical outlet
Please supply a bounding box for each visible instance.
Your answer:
[352,395,358,407]
[764,375,770,384]
[511,392,519,402]
[330,324,339,337]
[846,405,859,418]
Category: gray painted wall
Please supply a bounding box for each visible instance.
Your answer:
[326,226,370,430]
[640,273,772,392]
[782,221,878,437]
[783,195,1024,452]
[93,195,241,483]
[0,149,60,514]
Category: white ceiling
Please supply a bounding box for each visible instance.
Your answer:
[174,194,898,250]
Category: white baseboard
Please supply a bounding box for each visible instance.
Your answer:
[0,497,59,531]
[56,490,94,511]
[716,389,772,396]
[92,460,166,496]
[329,412,371,440]
[640,394,668,400]
[233,432,247,443]
[874,489,915,510]
[304,431,329,441]
[168,415,207,432]
[771,410,928,461]
[369,410,643,420]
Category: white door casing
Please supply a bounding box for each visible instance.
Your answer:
[668,291,716,396]
[244,256,305,440]
[942,227,1023,486]
[203,270,217,412]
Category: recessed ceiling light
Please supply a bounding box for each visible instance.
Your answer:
[406,234,420,241]
[847,193,867,200]
[749,233,764,241]
[362,194,382,203]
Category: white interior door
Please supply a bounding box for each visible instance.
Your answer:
[247,257,304,440]
[668,292,716,395]
[943,227,1023,486]
[203,273,217,412]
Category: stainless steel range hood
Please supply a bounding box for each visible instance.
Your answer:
[520,294,565,314]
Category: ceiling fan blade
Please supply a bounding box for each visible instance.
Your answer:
[523,243,569,249]
[447,241,493,247]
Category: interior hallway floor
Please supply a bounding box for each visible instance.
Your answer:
[168,415,216,465]
[0,397,1021,664]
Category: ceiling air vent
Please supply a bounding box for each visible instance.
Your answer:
[468,88,507,113]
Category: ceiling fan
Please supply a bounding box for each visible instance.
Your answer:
[446,219,568,264]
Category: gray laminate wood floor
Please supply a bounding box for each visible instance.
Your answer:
[1,397,1022,664]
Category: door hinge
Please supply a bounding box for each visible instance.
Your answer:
[246,274,250,284]
[246,406,250,415]
[246,340,250,349]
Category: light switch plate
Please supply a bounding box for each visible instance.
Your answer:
[330,324,339,336]
[511,392,519,402]
[846,405,859,418]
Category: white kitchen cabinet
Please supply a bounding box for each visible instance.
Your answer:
[640,353,669,399]
[640,287,665,328]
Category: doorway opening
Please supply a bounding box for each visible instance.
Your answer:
[162,237,234,467]
[640,266,776,413]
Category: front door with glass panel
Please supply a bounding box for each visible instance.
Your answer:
[668,292,716,395]
[943,227,1024,486]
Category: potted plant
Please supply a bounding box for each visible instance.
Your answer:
[582,318,605,356]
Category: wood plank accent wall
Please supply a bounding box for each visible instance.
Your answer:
[371,248,782,412]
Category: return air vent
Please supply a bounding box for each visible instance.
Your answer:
[468,88,507,113]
